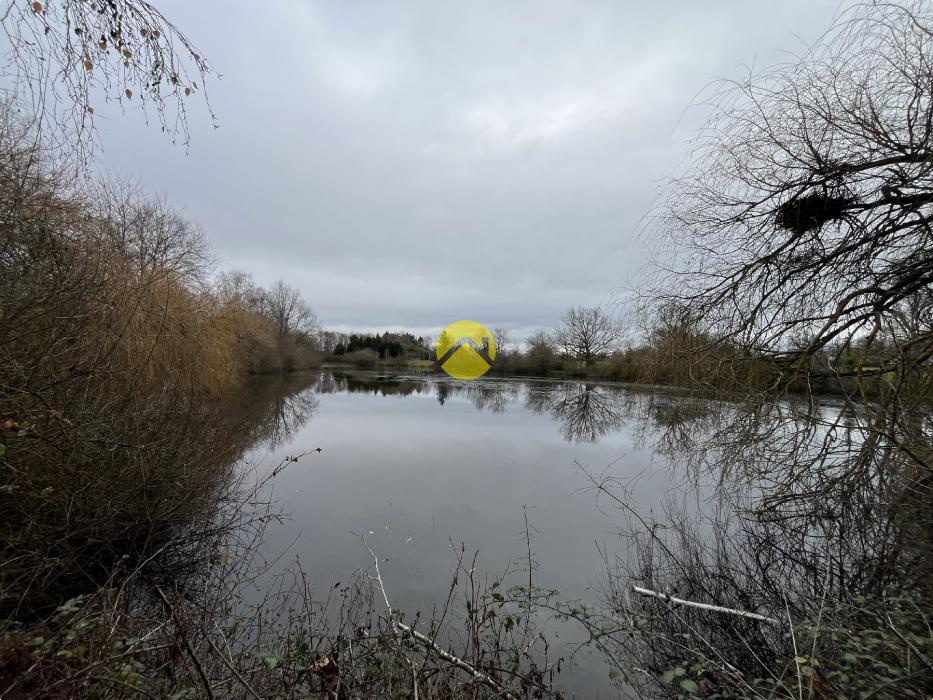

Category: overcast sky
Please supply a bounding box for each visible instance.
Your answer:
[94,1,846,341]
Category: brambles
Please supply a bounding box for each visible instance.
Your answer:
[1,466,565,698]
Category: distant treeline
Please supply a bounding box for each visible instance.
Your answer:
[324,331,432,361]
[496,308,919,396]
[326,304,922,398]
[485,309,765,390]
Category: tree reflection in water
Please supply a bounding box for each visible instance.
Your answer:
[239,370,931,697]
[586,394,933,698]
[239,373,320,448]
[322,370,631,444]
[309,370,932,696]
[525,382,625,443]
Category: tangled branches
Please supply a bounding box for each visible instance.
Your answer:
[1,0,214,161]
[649,1,933,401]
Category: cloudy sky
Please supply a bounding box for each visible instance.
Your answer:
[94,1,846,341]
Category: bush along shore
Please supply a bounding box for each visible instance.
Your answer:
[0,119,323,619]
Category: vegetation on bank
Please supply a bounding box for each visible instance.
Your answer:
[0,113,323,621]
[326,306,907,399]
[1,0,932,698]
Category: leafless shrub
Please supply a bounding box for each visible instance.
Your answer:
[1,450,564,699]
[0,112,322,622]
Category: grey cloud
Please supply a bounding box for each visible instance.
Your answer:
[94,0,847,339]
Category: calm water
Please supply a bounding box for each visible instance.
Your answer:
[244,368,718,695]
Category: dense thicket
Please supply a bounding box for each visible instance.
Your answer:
[0,115,320,617]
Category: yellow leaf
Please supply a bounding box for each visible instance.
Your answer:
[794,656,808,665]
[31,2,42,12]
[83,58,93,71]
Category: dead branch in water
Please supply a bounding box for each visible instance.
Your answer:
[632,586,780,626]
[363,537,519,700]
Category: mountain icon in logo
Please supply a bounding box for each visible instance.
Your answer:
[435,320,496,380]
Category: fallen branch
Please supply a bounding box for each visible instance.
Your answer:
[633,586,780,626]
[364,539,517,700]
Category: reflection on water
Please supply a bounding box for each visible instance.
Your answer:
[243,368,723,696]
[235,368,930,697]
[307,369,704,446]
[242,374,320,448]
[591,388,933,697]
[528,383,625,443]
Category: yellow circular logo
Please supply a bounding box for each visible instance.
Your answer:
[436,320,496,380]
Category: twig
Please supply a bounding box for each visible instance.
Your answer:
[784,593,804,700]
[154,585,216,700]
[363,538,517,700]
[204,627,263,700]
[633,586,780,625]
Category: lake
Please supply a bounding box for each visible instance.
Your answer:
[240,367,725,696]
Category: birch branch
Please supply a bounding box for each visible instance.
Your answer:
[364,540,517,700]
[633,586,780,625]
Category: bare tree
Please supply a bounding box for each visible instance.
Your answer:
[216,269,268,314]
[555,306,620,365]
[316,330,342,355]
[526,329,557,374]
[492,327,510,356]
[619,9,933,694]
[261,279,320,340]
[527,330,554,355]
[650,1,933,387]
[95,178,212,284]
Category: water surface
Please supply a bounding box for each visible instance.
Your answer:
[239,368,724,693]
